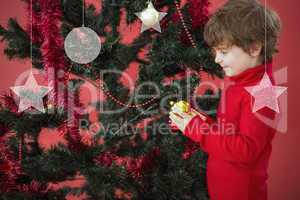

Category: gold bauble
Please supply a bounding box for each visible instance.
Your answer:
[170,100,190,113]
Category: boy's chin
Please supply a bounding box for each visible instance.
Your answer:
[224,68,235,77]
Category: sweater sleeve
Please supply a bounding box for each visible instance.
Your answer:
[183,93,276,164]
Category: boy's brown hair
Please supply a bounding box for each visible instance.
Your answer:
[204,0,281,63]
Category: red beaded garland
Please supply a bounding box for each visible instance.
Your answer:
[18,138,22,162]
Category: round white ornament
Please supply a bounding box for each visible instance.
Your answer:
[64,27,101,64]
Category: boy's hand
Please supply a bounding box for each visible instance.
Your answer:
[169,108,199,133]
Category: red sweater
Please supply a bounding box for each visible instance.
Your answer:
[184,63,276,200]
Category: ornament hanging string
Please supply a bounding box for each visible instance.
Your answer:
[17,0,36,163]
[82,0,85,26]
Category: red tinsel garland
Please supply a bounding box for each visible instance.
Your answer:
[65,87,88,152]
[38,0,67,108]
[188,0,210,30]
[37,0,85,152]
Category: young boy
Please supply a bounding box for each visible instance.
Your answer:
[169,0,281,200]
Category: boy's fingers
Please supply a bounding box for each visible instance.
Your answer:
[170,111,184,119]
[171,107,198,119]
[169,113,176,122]
[171,106,185,116]
[169,113,181,124]
[170,112,180,120]
[169,115,182,131]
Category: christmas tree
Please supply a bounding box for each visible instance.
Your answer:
[0,0,223,199]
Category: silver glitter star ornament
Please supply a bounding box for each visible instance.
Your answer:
[244,73,287,113]
[10,72,52,113]
[135,2,167,33]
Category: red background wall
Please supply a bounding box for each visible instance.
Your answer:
[0,0,299,199]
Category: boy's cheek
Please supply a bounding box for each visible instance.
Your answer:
[223,67,235,76]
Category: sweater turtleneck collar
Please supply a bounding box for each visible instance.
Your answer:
[229,62,273,85]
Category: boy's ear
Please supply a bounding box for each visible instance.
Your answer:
[249,42,262,57]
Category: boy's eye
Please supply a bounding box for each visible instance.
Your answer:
[211,47,229,56]
[221,50,228,54]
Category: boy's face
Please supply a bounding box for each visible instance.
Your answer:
[213,44,262,77]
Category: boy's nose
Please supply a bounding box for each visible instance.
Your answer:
[214,52,222,64]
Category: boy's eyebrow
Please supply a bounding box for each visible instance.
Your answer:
[213,41,232,50]
[213,46,228,50]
